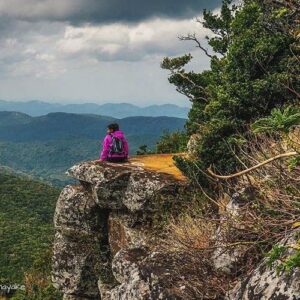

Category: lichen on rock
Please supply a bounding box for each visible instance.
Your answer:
[66,161,183,212]
[52,159,185,299]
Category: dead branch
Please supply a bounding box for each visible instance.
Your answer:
[207,151,298,179]
[179,34,213,58]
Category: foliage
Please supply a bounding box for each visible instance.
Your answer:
[253,105,300,275]
[11,249,63,300]
[288,156,300,172]
[162,0,299,180]
[266,241,300,275]
[137,129,188,155]
[266,245,286,268]
[166,133,300,296]
[0,174,61,298]
[158,0,300,295]
[156,130,188,154]
[202,0,237,54]
[136,144,154,155]
[252,106,300,134]
[279,249,300,273]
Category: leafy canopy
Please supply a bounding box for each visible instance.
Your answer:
[162,0,299,178]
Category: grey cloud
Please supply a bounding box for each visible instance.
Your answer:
[0,0,221,24]
[0,0,215,103]
[56,18,212,62]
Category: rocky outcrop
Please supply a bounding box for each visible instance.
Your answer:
[186,134,201,160]
[227,229,300,300]
[105,248,179,300]
[52,184,108,300]
[51,160,185,300]
[66,161,182,212]
[52,159,300,299]
[212,188,254,275]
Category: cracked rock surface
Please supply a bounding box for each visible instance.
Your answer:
[52,160,184,299]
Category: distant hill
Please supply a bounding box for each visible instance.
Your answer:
[0,111,32,126]
[0,165,33,178]
[0,111,186,185]
[0,100,190,118]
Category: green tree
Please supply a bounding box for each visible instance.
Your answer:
[156,130,188,154]
[136,144,153,155]
[162,0,299,179]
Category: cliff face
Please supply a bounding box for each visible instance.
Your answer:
[52,159,300,300]
[51,160,185,300]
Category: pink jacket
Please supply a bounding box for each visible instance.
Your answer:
[100,130,129,160]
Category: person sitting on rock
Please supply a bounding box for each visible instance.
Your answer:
[99,123,129,162]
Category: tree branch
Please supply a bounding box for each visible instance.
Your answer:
[207,151,298,179]
[175,72,206,92]
[179,34,213,58]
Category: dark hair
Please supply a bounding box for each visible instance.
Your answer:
[107,123,119,132]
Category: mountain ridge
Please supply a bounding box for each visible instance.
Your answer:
[0,111,185,142]
[0,111,186,185]
[0,100,189,118]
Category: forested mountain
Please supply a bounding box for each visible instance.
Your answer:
[0,112,185,142]
[0,112,185,185]
[0,173,62,299]
[0,111,32,127]
[0,100,189,118]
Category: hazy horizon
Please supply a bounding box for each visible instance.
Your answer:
[0,98,191,108]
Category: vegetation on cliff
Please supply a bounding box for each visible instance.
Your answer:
[162,0,299,176]
[157,0,300,298]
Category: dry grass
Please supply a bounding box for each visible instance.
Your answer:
[211,134,300,268]
[130,153,187,181]
[157,197,230,299]
[167,214,215,251]
[158,134,300,298]
[23,271,49,295]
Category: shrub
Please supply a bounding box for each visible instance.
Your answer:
[156,130,188,154]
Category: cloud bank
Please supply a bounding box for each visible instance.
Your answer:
[0,0,221,105]
[0,0,220,23]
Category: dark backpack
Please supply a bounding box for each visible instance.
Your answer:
[110,134,125,155]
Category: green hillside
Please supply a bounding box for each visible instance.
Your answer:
[0,112,186,185]
[0,111,32,127]
[0,173,62,299]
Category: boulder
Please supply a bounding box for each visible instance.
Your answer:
[52,231,102,299]
[52,185,106,299]
[54,185,101,235]
[107,248,181,300]
[67,161,183,212]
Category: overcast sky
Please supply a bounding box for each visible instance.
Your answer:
[0,0,221,106]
